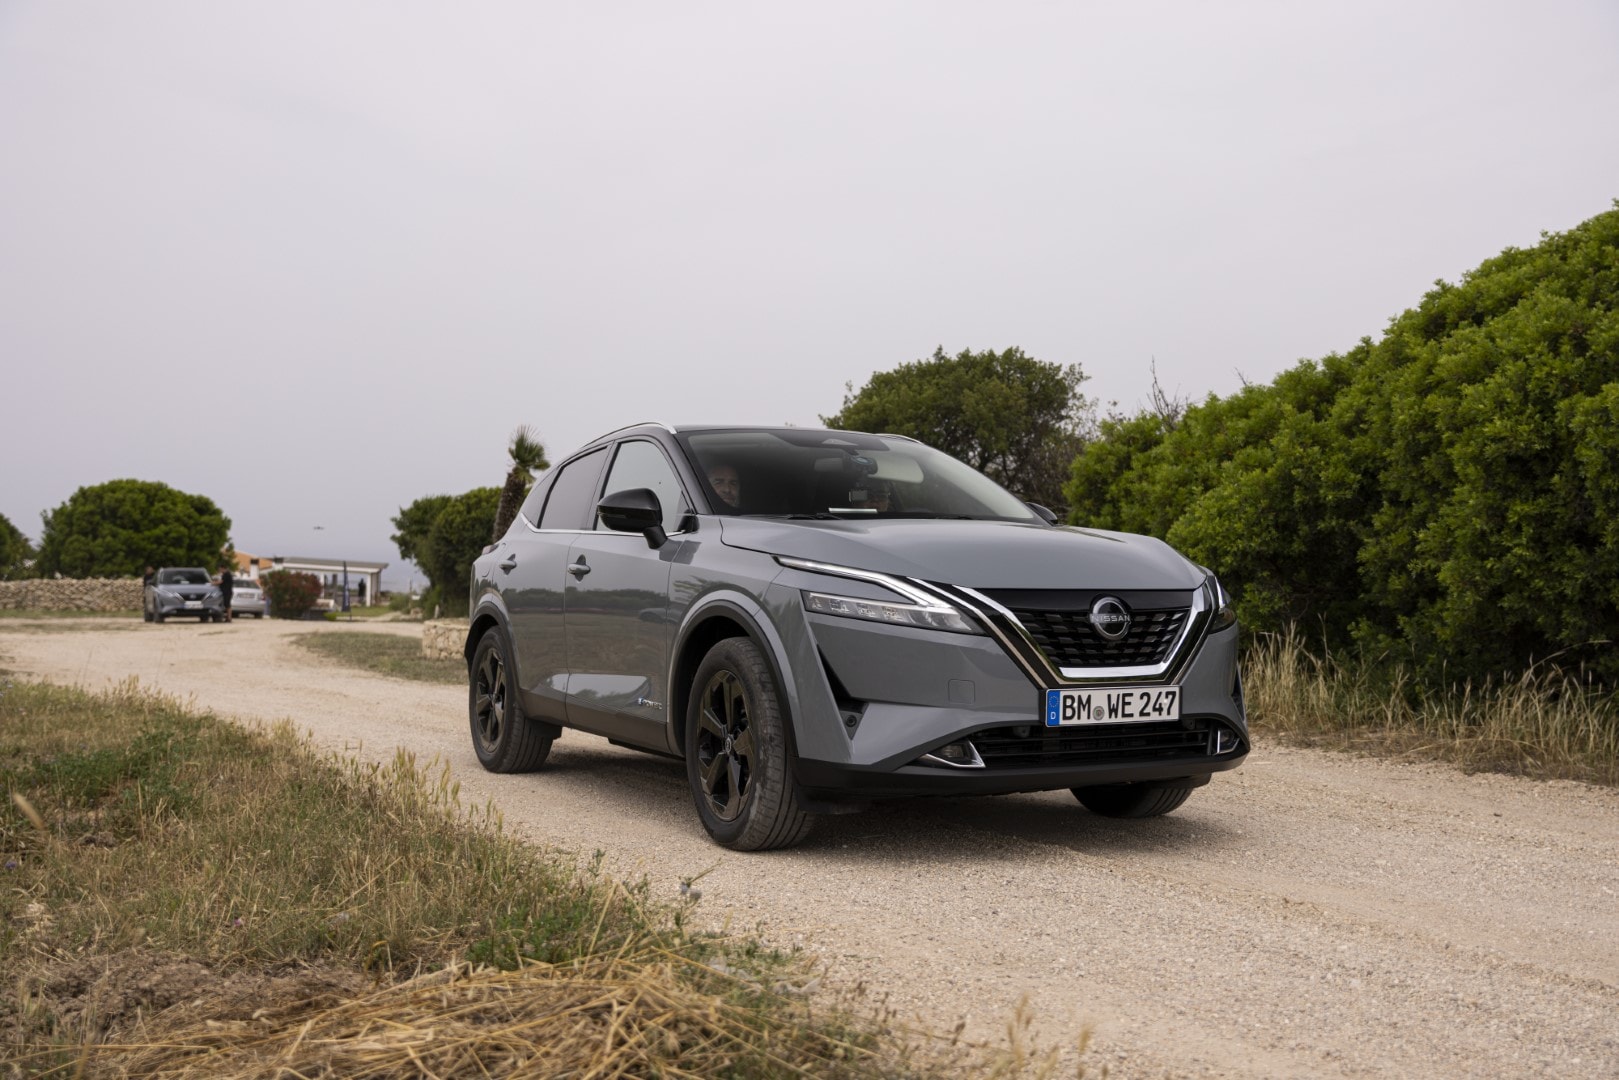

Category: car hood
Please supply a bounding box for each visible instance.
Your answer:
[717,517,1204,590]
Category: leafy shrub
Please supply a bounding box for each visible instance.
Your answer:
[262,570,323,620]
[1067,202,1619,687]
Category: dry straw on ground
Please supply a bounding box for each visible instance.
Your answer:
[19,951,1074,1079]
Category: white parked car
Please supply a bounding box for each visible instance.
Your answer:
[230,580,268,618]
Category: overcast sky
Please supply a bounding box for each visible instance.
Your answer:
[2,2,1616,587]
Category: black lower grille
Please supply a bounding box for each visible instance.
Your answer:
[1012,607,1187,668]
[972,718,1214,768]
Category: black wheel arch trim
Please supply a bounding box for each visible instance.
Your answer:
[465,594,517,679]
[668,593,801,763]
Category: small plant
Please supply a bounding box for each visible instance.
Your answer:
[261,570,322,620]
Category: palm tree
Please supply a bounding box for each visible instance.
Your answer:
[492,425,549,542]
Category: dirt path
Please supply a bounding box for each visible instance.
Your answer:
[3,618,1616,1078]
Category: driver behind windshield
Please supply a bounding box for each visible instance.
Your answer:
[706,463,742,512]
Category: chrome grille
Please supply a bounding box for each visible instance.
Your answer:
[1011,607,1188,668]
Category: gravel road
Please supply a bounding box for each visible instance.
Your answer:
[3,618,1616,1078]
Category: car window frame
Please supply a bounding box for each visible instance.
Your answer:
[531,446,609,532]
[595,437,693,536]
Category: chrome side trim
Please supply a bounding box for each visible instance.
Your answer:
[906,579,1054,687]
[918,742,985,769]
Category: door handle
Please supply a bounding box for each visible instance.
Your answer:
[568,558,591,579]
[498,554,518,572]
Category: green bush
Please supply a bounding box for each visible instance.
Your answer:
[1067,202,1619,687]
[262,570,323,620]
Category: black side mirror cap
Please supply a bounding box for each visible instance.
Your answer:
[1025,502,1059,525]
[597,488,668,548]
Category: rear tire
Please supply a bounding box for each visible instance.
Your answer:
[469,628,555,773]
[1072,783,1194,818]
[685,637,813,851]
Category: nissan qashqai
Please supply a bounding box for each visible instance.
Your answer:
[466,424,1247,850]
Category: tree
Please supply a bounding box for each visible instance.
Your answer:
[822,346,1092,512]
[393,488,501,615]
[391,494,453,568]
[36,479,231,578]
[0,512,35,580]
[492,425,549,542]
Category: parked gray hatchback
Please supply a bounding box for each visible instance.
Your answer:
[466,424,1247,850]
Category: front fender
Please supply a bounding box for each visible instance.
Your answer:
[667,590,804,759]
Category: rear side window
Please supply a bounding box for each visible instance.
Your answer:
[517,472,552,524]
[537,448,607,530]
[599,440,687,532]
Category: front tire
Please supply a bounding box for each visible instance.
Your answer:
[469,628,554,773]
[1072,783,1194,818]
[685,637,812,851]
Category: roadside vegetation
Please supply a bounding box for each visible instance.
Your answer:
[0,678,1076,1077]
[292,630,463,685]
[1246,632,1618,784]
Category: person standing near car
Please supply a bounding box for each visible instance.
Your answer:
[219,566,234,622]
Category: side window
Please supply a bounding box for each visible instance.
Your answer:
[599,440,687,532]
[537,448,607,531]
[517,471,553,526]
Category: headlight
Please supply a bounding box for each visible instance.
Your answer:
[1206,574,1236,631]
[777,556,980,635]
[802,591,977,633]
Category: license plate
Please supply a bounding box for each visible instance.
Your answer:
[1045,686,1180,725]
[183,601,202,609]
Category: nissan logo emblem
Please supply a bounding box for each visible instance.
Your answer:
[1089,596,1132,641]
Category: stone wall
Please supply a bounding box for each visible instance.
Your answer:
[0,578,144,611]
[422,619,468,660]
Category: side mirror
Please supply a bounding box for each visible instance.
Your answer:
[1025,502,1059,525]
[597,488,668,548]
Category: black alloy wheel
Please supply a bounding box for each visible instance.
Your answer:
[468,628,554,773]
[685,637,812,851]
[694,668,755,823]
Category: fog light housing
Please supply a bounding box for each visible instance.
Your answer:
[1214,726,1243,754]
[918,740,984,769]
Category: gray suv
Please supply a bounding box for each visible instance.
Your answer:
[466,424,1247,850]
[144,567,226,623]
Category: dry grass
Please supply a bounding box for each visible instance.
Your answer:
[0,678,1094,1079]
[1245,629,1619,784]
[290,631,464,685]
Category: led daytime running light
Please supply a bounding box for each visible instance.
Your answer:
[803,591,976,633]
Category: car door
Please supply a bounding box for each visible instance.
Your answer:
[563,438,690,747]
[504,446,607,724]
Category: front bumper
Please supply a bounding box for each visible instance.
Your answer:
[796,725,1244,799]
[765,569,1248,803]
[153,595,225,617]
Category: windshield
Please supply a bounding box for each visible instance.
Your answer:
[676,429,1039,522]
[156,569,211,585]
